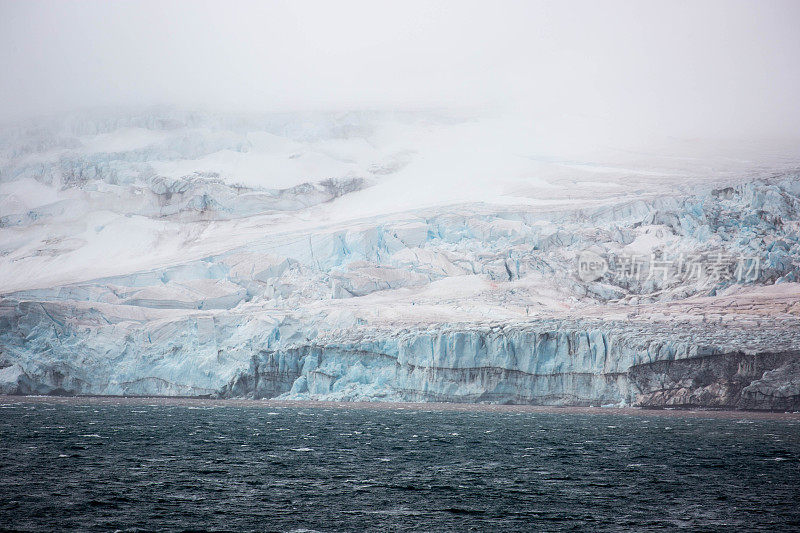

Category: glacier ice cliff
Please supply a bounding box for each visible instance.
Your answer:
[1,109,800,410]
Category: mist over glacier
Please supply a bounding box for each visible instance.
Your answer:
[1,1,800,408]
[1,107,799,408]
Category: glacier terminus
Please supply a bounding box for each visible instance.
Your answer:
[1,108,799,410]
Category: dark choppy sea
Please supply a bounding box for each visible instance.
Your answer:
[1,398,799,532]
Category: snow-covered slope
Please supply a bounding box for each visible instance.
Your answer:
[1,108,799,409]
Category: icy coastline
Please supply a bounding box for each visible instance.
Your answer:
[1,110,799,409]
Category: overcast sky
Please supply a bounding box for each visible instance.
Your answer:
[1,0,799,140]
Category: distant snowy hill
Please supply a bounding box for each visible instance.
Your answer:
[1,108,799,409]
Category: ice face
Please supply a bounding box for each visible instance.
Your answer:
[1,109,799,408]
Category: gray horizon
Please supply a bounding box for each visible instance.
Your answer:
[1,0,799,143]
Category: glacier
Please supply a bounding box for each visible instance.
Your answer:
[1,108,799,409]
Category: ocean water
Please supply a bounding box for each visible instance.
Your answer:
[1,400,799,532]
